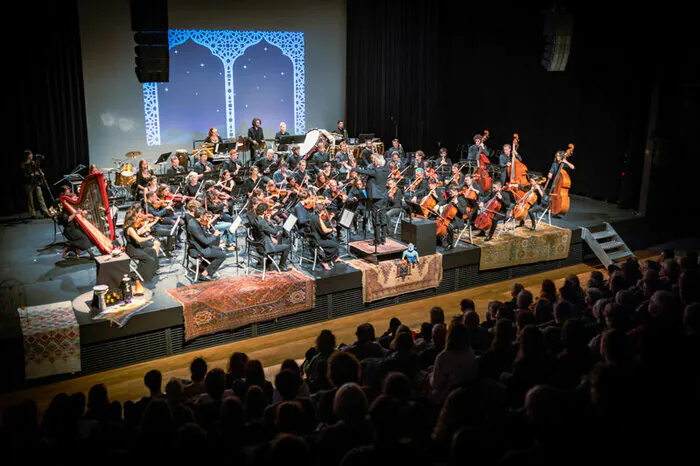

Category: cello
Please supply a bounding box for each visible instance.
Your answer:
[472,129,492,192]
[505,133,528,201]
[436,201,459,238]
[473,192,503,232]
[549,143,574,215]
[512,176,546,221]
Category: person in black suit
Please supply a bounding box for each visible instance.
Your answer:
[186,206,227,280]
[248,117,265,157]
[250,203,290,271]
[351,155,390,245]
[476,181,512,241]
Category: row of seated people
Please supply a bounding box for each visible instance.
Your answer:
[3,250,697,464]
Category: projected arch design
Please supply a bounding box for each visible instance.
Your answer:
[143,29,305,147]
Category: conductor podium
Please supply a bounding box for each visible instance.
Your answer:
[401,218,436,256]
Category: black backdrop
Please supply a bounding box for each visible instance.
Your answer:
[347,0,698,215]
[5,1,697,221]
[6,0,88,217]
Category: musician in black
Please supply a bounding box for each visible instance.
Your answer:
[167,155,186,176]
[439,185,471,250]
[21,150,50,219]
[461,175,483,223]
[405,167,428,203]
[272,160,291,188]
[186,206,227,280]
[476,181,511,241]
[334,120,349,140]
[520,175,547,230]
[385,139,404,160]
[256,149,276,181]
[274,121,290,151]
[352,155,391,245]
[294,159,312,186]
[123,206,160,282]
[193,152,215,176]
[359,140,373,167]
[548,150,575,181]
[145,192,178,256]
[436,147,452,179]
[57,202,97,259]
[334,140,350,168]
[468,134,490,170]
[499,144,523,185]
[250,202,291,272]
[286,145,303,171]
[310,204,341,271]
[385,177,406,234]
[220,149,241,178]
[347,178,368,233]
[243,166,264,194]
[184,172,203,202]
[311,141,330,168]
[248,117,265,156]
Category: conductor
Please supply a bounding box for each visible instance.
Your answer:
[351,154,390,245]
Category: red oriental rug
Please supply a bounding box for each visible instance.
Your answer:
[349,253,443,303]
[168,269,315,341]
[19,301,81,379]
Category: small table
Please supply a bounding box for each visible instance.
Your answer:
[94,253,130,290]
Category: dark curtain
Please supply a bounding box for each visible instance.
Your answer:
[7,0,88,217]
[345,0,670,207]
[346,0,440,154]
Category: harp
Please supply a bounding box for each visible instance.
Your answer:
[59,172,116,253]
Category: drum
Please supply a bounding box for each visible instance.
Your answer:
[120,162,134,176]
[348,145,361,161]
[116,162,136,187]
[175,149,189,170]
[298,129,321,156]
[372,142,384,155]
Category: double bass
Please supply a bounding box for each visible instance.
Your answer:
[549,143,574,215]
[472,129,492,192]
[505,133,528,201]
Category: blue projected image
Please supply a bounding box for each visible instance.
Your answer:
[142,30,305,147]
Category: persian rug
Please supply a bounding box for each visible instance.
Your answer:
[18,301,81,379]
[349,253,443,303]
[348,238,408,255]
[168,269,315,341]
[463,221,572,271]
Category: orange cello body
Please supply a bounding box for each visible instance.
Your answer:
[472,129,492,192]
[550,143,574,215]
[419,193,438,217]
[436,203,459,238]
[512,187,538,221]
[459,186,479,216]
[473,196,502,232]
[550,167,571,215]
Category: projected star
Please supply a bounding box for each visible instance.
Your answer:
[264,47,268,51]
[243,65,247,69]
[200,63,204,67]
[164,87,169,92]
[281,72,284,75]
[174,50,178,54]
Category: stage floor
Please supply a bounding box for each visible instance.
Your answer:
[0,195,640,325]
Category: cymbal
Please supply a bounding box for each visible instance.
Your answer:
[125,151,141,158]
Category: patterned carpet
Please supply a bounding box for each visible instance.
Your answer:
[462,221,572,271]
[349,238,408,255]
[168,269,315,341]
[19,302,81,379]
[349,254,443,303]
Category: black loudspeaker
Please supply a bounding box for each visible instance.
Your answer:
[541,9,573,72]
[401,218,436,257]
[130,0,169,83]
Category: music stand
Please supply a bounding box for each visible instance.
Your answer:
[404,200,425,218]
[338,208,355,259]
[357,133,375,143]
[155,152,173,164]
[283,213,297,234]
[280,135,305,145]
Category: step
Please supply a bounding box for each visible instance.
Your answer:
[607,250,634,261]
[592,230,616,240]
[600,240,625,250]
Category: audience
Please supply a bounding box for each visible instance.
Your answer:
[3,252,698,466]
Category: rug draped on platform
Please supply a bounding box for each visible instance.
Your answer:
[349,254,443,303]
[463,222,572,271]
[18,301,81,379]
[168,269,315,341]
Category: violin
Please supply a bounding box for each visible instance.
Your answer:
[406,176,423,193]
[199,212,220,228]
[134,213,160,229]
